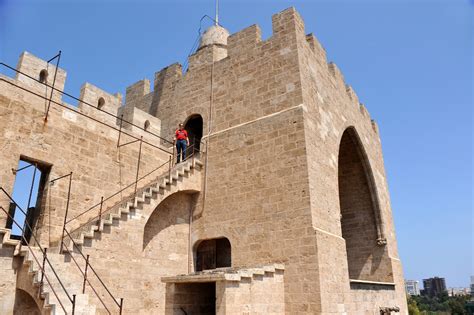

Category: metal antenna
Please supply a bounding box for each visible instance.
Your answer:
[215,0,219,25]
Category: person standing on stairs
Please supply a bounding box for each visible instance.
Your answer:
[174,123,189,163]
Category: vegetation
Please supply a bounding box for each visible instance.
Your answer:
[407,293,472,315]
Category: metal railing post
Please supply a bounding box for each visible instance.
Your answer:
[134,137,143,197]
[72,294,76,315]
[172,141,176,167]
[40,248,47,288]
[168,156,172,183]
[59,172,73,254]
[117,114,123,147]
[119,298,124,315]
[44,50,61,122]
[82,254,89,294]
[98,196,103,228]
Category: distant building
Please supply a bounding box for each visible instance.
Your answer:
[447,287,470,296]
[422,277,447,297]
[405,280,420,296]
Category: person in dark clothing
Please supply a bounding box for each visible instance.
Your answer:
[174,123,189,163]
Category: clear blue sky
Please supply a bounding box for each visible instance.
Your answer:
[0,0,472,287]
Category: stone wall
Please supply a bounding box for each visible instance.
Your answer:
[138,8,322,313]
[297,9,407,313]
[0,234,18,314]
[0,55,171,246]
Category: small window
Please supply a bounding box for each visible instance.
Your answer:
[144,120,150,131]
[97,97,105,109]
[39,69,48,83]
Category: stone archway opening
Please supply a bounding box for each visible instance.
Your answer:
[195,237,231,272]
[338,127,392,282]
[184,114,203,157]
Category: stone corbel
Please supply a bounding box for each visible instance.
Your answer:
[379,306,400,315]
[376,237,387,246]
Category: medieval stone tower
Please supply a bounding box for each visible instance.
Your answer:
[0,7,407,315]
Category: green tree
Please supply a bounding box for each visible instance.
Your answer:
[408,295,421,315]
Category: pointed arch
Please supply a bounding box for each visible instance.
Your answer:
[338,127,391,282]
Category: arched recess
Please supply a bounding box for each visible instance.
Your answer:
[142,191,198,255]
[14,288,41,315]
[338,127,392,282]
[184,114,203,157]
[39,69,48,83]
[194,237,231,272]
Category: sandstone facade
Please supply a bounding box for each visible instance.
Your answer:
[0,7,407,315]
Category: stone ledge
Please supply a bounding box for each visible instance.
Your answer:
[161,263,285,284]
[349,279,396,286]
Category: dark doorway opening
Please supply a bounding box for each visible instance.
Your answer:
[173,282,216,315]
[195,238,231,272]
[184,114,203,158]
[8,157,50,243]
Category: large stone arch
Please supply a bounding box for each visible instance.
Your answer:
[337,126,392,282]
[142,190,198,260]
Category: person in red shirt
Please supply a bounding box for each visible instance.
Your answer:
[174,123,189,163]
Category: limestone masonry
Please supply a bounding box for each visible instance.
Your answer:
[0,7,408,315]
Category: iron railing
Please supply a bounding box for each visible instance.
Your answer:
[1,188,124,314]
[0,197,75,314]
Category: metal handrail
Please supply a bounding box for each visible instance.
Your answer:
[65,159,170,226]
[63,229,123,312]
[0,188,122,314]
[0,202,75,314]
[66,141,201,232]
[62,230,115,314]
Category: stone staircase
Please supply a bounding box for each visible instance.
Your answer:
[0,158,203,314]
[0,230,97,315]
[63,158,203,252]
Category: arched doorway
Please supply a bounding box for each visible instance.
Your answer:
[338,127,391,282]
[184,114,203,158]
[195,237,231,272]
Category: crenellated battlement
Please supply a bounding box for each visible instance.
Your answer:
[125,78,150,105]
[79,82,122,123]
[227,24,262,57]
[305,33,327,64]
[1,7,376,143]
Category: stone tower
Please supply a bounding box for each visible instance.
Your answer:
[0,7,407,315]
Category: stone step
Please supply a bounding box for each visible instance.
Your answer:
[63,158,202,253]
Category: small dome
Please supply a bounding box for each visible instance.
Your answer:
[199,25,229,49]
